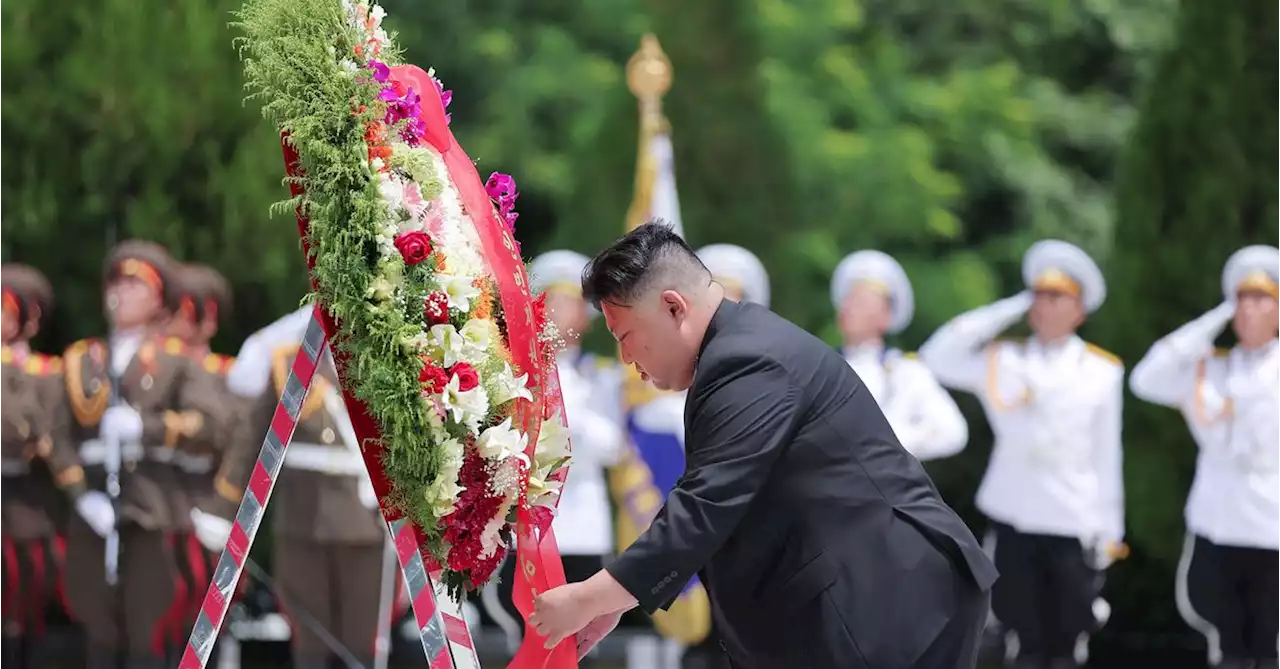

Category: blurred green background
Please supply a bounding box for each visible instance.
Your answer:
[2,0,1276,663]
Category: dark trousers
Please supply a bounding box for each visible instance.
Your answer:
[1178,534,1279,666]
[989,523,1099,667]
[1,534,62,668]
[274,537,385,668]
[64,516,180,665]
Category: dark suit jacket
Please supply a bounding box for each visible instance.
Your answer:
[607,300,998,668]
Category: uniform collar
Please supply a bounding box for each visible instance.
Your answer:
[1027,333,1083,360]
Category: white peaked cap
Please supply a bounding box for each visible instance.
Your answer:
[1221,244,1280,301]
[831,250,914,334]
[529,250,590,298]
[226,303,314,398]
[1022,239,1107,313]
[696,244,771,308]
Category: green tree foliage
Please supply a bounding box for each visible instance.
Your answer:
[1095,0,1277,640]
[1,0,307,350]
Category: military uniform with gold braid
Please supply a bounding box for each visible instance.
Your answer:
[1130,245,1280,669]
[221,306,385,669]
[1,264,81,668]
[59,242,231,669]
[830,250,969,461]
[920,240,1125,669]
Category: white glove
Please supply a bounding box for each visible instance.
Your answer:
[358,478,379,510]
[190,508,234,553]
[75,491,117,538]
[100,406,144,443]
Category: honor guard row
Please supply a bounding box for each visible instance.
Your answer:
[0,243,401,669]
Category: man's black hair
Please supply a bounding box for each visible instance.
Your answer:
[580,220,708,309]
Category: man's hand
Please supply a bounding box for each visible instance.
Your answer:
[530,582,597,649]
[575,610,623,659]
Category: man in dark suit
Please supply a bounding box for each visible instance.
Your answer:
[529,222,999,669]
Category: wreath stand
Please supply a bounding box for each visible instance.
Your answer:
[177,135,485,669]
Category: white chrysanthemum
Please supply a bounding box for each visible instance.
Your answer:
[441,374,489,432]
[423,437,466,516]
[365,276,394,302]
[489,362,533,406]
[476,417,528,463]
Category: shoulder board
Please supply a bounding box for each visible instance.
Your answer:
[163,337,187,356]
[64,339,93,356]
[594,356,616,370]
[205,353,236,375]
[38,353,63,374]
[1213,347,1230,358]
[0,346,11,366]
[901,351,918,360]
[24,353,62,376]
[1085,342,1122,366]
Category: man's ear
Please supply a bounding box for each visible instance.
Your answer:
[660,289,687,320]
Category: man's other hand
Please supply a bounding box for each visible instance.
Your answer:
[576,610,622,659]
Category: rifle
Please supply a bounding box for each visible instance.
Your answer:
[102,344,123,586]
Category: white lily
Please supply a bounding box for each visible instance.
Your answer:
[490,362,533,406]
[441,374,489,432]
[437,272,480,313]
[476,417,528,463]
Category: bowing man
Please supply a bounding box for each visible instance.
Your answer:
[919,240,1125,669]
[531,222,996,669]
[1130,245,1279,669]
[831,250,968,461]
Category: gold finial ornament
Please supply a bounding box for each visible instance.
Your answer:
[627,34,673,100]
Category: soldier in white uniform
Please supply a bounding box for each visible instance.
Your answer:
[831,250,968,461]
[919,240,1126,669]
[1129,245,1279,669]
[482,251,626,657]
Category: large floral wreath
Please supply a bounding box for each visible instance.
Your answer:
[236,0,571,597]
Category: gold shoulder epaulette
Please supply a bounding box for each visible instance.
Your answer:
[64,339,109,427]
[901,351,918,359]
[164,337,186,356]
[204,354,223,374]
[594,356,616,371]
[0,346,12,366]
[1085,342,1122,366]
[1213,347,1230,358]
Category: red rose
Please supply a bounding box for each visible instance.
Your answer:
[419,359,449,393]
[394,230,433,265]
[424,291,450,326]
[449,362,480,392]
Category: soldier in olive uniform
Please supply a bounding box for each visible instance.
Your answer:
[160,263,240,653]
[59,241,231,669]
[218,306,387,669]
[2,264,85,667]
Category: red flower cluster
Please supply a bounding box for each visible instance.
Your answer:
[394,230,433,265]
[441,448,508,588]
[449,362,479,392]
[424,291,450,326]
[419,359,448,393]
